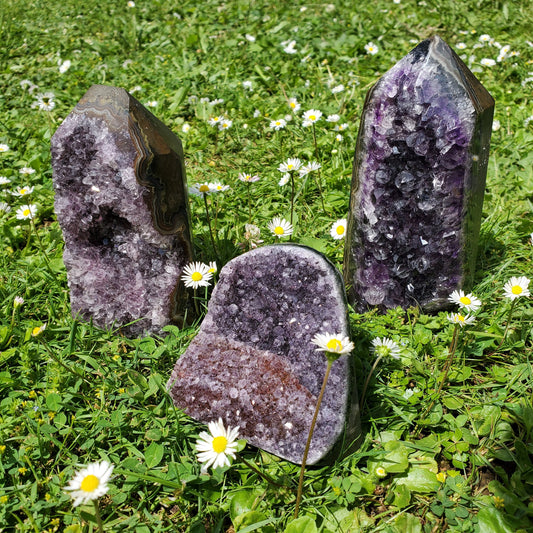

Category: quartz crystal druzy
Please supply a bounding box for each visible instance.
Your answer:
[344,36,494,312]
[51,85,192,336]
[168,245,360,465]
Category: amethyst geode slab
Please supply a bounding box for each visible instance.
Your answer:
[51,85,192,336]
[344,36,494,312]
[168,244,360,464]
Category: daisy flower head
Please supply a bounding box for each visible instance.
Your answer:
[195,418,240,474]
[208,116,223,127]
[364,42,379,55]
[14,296,24,308]
[218,118,233,131]
[456,42,467,50]
[302,109,322,124]
[448,290,481,312]
[299,161,321,176]
[330,219,347,240]
[245,34,256,42]
[447,312,476,327]
[375,466,387,478]
[19,167,35,176]
[268,217,293,239]
[242,80,253,91]
[503,276,530,300]
[127,0,135,6]
[189,182,212,196]
[11,185,34,197]
[278,174,290,186]
[31,323,47,337]
[146,100,158,107]
[207,261,217,274]
[311,332,354,361]
[326,114,340,123]
[371,337,401,359]
[336,123,349,131]
[65,461,114,507]
[270,118,287,130]
[238,172,260,183]
[0,144,9,153]
[211,182,230,192]
[479,34,491,43]
[181,262,213,289]
[0,176,11,185]
[282,39,297,54]
[278,158,302,173]
[0,202,11,214]
[335,134,343,142]
[32,92,55,111]
[288,98,301,112]
[59,59,71,74]
[182,123,190,133]
[16,204,37,220]
[480,58,496,67]
[331,84,345,94]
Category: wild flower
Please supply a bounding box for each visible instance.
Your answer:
[0,202,11,214]
[288,98,301,112]
[245,34,256,42]
[447,312,476,327]
[278,174,290,186]
[195,418,240,473]
[0,144,9,153]
[238,172,259,182]
[0,177,11,185]
[456,43,467,50]
[365,42,379,55]
[59,59,71,73]
[19,167,35,175]
[31,323,47,337]
[11,185,34,197]
[282,39,297,54]
[182,123,190,133]
[14,296,24,308]
[331,84,344,94]
[480,58,496,67]
[65,461,114,507]
[371,337,401,359]
[127,0,135,6]
[270,118,287,130]
[311,333,354,356]
[181,262,213,289]
[335,123,349,131]
[492,119,501,131]
[16,204,37,220]
[302,109,322,125]
[503,276,530,300]
[207,262,217,274]
[208,116,223,127]
[479,34,491,43]
[189,183,212,196]
[299,161,321,176]
[242,81,253,91]
[210,182,230,192]
[448,290,482,312]
[330,219,347,240]
[146,101,158,107]
[218,118,233,130]
[375,466,387,478]
[326,114,340,122]
[32,92,55,111]
[278,158,302,173]
[335,134,343,142]
[268,217,293,238]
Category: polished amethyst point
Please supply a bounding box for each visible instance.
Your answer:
[51,85,192,336]
[168,244,360,464]
[344,36,494,312]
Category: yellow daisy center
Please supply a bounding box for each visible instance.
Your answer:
[212,436,228,453]
[336,225,345,235]
[199,184,209,192]
[309,114,316,121]
[32,326,41,336]
[287,164,293,170]
[459,296,471,305]
[290,102,296,108]
[20,188,27,194]
[327,338,342,351]
[511,285,522,295]
[81,474,100,493]
[23,209,31,217]
[191,272,203,282]
[276,121,281,125]
[376,467,386,476]
[457,315,465,322]
[274,226,285,235]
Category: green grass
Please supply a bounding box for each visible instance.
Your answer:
[1,0,533,531]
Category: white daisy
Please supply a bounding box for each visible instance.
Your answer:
[207,261,217,274]
[375,466,387,478]
[218,119,233,130]
[331,85,344,94]
[335,123,349,131]
[448,290,482,312]
[64,461,114,507]
[195,418,240,474]
[208,116,223,127]
[278,174,290,186]
[245,34,256,42]
[270,118,287,130]
[479,34,491,43]
[268,217,293,238]
[16,204,37,220]
[242,81,253,91]
[181,262,213,289]
[182,123,191,133]
[189,182,212,196]
[0,144,9,153]
[13,296,24,308]
[59,59,71,74]
[326,114,340,123]
[371,337,401,359]
[299,161,321,176]
[146,101,158,107]
[127,0,135,6]
[211,182,229,192]
[503,276,530,300]
[238,172,260,183]
[32,92,55,111]
[11,185,34,197]
[288,98,301,112]
[282,39,297,54]
[364,42,379,55]
[0,176,11,185]
[278,158,302,173]
[31,323,47,337]
[456,43,467,50]
[480,58,496,67]
[302,109,322,124]
[0,202,11,214]
[19,167,35,175]
[311,332,354,355]
[447,312,476,327]
[330,219,347,240]
[335,134,343,142]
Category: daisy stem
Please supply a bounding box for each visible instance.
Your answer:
[419,324,460,421]
[203,194,220,263]
[310,125,327,215]
[93,500,104,533]
[238,455,285,488]
[247,182,252,224]
[294,359,333,519]
[359,354,384,409]
[290,173,295,226]
[498,299,517,348]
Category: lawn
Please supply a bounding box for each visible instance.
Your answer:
[0,0,532,531]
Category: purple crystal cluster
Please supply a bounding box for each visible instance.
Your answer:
[168,245,360,464]
[344,36,494,312]
[51,85,192,336]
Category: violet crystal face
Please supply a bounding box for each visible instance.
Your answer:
[344,36,494,312]
[168,244,360,465]
[51,85,193,336]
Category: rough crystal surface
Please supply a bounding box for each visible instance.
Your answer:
[344,36,494,312]
[168,244,360,464]
[51,85,192,336]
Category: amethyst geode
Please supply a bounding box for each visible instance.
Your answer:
[344,36,494,312]
[168,245,360,464]
[51,85,192,336]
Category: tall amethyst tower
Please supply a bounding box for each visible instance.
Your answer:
[51,85,193,336]
[344,36,494,312]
